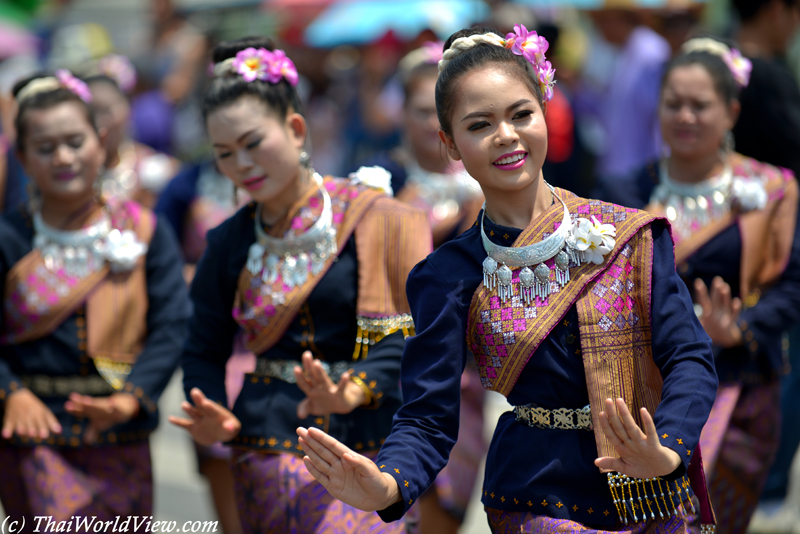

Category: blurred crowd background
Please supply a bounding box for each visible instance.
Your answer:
[1,0,800,533]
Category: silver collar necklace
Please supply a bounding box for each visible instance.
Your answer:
[652,156,733,239]
[481,183,587,304]
[33,209,112,279]
[246,172,338,289]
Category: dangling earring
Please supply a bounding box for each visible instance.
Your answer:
[233,184,239,206]
[26,181,40,214]
[299,150,310,168]
[93,174,106,206]
[723,130,735,155]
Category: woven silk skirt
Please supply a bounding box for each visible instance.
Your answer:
[0,442,152,530]
[700,381,782,534]
[231,450,406,534]
[486,498,700,534]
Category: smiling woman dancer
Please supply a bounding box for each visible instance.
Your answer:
[0,70,189,526]
[298,26,720,534]
[598,37,800,534]
[170,37,431,534]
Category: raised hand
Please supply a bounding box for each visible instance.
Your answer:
[594,398,682,479]
[2,388,61,440]
[168,387,241,446]
[294,351,366,419]
[65,392,140,444]
[694,277,743,348]
[297,426,400,512]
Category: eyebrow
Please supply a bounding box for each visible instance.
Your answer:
[212,128,260,147]
[460,99,533,123]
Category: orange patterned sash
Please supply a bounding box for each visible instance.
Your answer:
[467,189,659,403]
[2,202,155,369]
[233,177,385,355]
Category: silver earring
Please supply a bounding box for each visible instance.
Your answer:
[299,150,310,168]
[233,184,239,206]
[723,130,735,155]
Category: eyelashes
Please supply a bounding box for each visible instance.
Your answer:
[466,109,535,132]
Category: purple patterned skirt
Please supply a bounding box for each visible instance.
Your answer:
[231,450,406,534]
[486,498,700,534]
[700,381,781,534]
[0,442,152,530]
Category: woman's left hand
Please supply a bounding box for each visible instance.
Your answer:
[64,392,140,444]
[294,351,366,419]
[594,398,682,479]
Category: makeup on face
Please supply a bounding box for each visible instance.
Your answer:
[443,67,547,196]
[207,97,307,210]
[20,102,103,202]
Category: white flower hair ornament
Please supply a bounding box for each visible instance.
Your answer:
[348,166,393,196]
[571,217,617,265]
[438,25,556,103]
[680,38,752,88]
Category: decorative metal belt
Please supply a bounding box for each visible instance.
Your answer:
[21,375,116,397]
[513,403,593,431]
[254,358,351,383]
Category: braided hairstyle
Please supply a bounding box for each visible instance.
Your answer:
[436,27,544,137]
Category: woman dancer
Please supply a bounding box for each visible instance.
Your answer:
[170,37,431,534]
[0,70,189,524]
[598,38,800,534]
[87,55,179,209]
[298,26,719,534]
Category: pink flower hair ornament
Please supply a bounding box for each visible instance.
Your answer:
[97,54,138,93]
[53,70,92,103]
[214,47,299,87]
[680,38,752,88]
[506,25,555,103]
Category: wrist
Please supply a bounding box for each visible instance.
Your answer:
[347,376,372,408]
[112,393,141,422]
[380,472,402,510]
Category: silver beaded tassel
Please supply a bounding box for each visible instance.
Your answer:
[496,264,513,302]
[483,257,498,290]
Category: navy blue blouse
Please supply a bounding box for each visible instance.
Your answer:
[375,211,717,527]
[181,203,405,455]
[0,207,190,447]
[597,162,800,383]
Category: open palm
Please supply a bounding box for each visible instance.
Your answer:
[297,426,399,512]
[594,398,682,479]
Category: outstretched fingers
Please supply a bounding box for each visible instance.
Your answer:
[306,426,354,460]
[616,398,646,444]
[303,455,330,485]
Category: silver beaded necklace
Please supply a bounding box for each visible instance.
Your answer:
[246,172,338,289]
[481,184,590,304]
[33,209,112,279]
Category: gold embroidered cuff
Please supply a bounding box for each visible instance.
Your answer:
[352,314,415,360]
[349,375,373,406]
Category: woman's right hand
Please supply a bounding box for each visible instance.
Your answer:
[168,387,241,446]
[297,426,400,512]
[1,388,62,439]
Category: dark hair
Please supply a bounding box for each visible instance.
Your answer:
[436,27,544,137]
[733,0,799,22]
[403,61,439,104]
[203,36,304,121]
[662,42,740,104]
[12,73,98,153]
